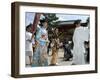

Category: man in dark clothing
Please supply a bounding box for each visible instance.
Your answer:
[63,40,73,61]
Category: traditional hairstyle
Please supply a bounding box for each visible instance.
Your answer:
[39,19,48,26]
[74,19,81,25]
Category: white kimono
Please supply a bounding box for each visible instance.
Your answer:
[72,26,89,65]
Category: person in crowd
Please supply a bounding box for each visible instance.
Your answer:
[50,28,60,65]
[32,19,49,66]
[25,23,34,66]
[72,20,89,65]
[63,39,73,61]
[50,39,58,65]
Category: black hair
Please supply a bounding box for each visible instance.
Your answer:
[26,23,32,31]
[39,19,48,26]
[86,17,90,26]
[84,41,89,45]
[74,19,81,25]
[87,17,90,23]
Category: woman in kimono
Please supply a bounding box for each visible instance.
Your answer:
[72,20,89,65]
[32,19,49,66]
[50,28,60,65]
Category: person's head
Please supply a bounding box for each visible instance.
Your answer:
[43,22,48,29]
[86,17,90,28]
[55,28,58,33]
[40,19,48,29]
[74,19,81,27]
[86,17,90,24]
[26,23,32,32]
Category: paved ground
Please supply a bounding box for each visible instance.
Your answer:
[26,49,73,67]
[26,48,89,67]
[48,49,73,66]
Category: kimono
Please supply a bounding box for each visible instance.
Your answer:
[50,32,60,65]
[72,26,89,65]
[32,26,48,66]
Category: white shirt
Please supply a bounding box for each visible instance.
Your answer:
[25,31,33,51]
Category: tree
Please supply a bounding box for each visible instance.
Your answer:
[43,13,59,39]
[43,13,59,29]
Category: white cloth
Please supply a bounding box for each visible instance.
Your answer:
[72,26,89,65]
[25,31,33,51]
[83,27,90,41]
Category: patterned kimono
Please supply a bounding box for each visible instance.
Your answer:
[50,32,60,65]
[32,26,48,66]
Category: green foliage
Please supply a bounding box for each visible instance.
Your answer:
[44,13,59,28]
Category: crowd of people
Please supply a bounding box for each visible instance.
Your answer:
[25,18,90,67]
[25,19,60,67]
